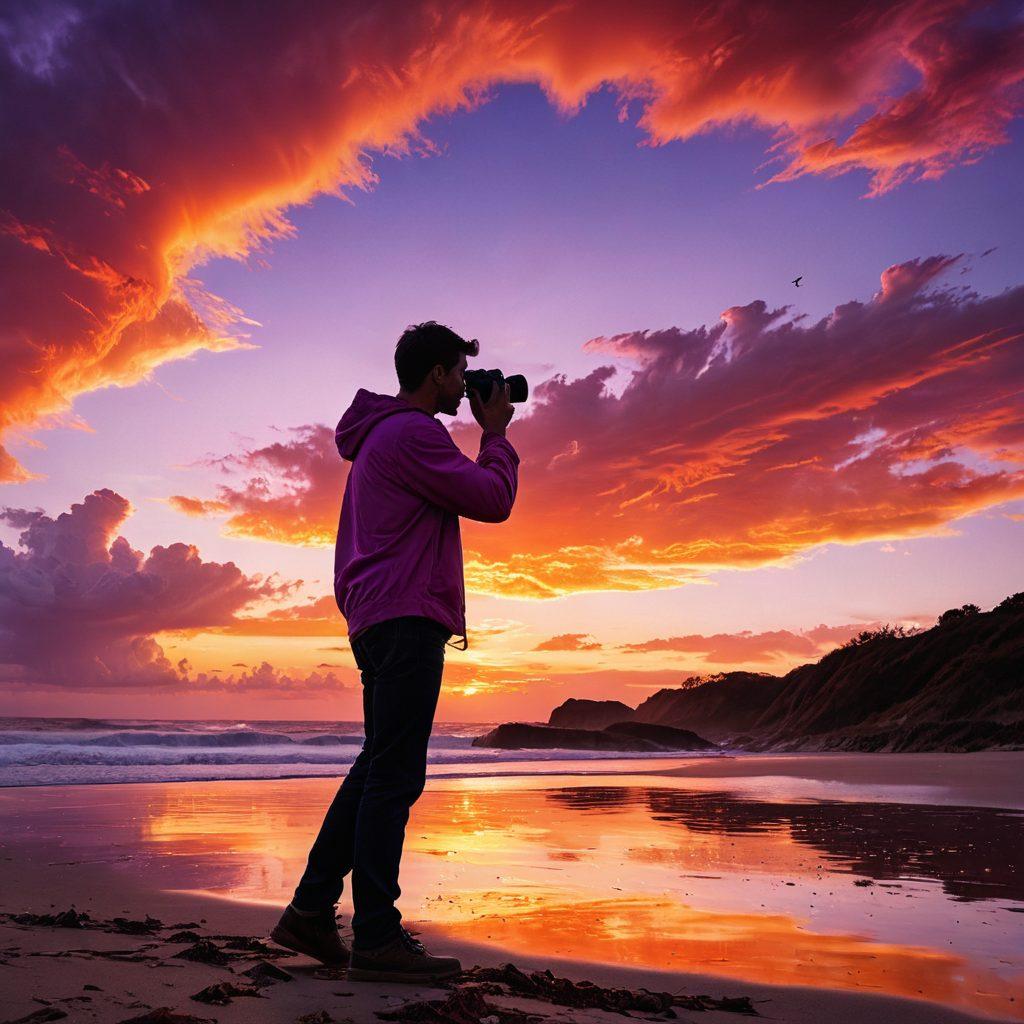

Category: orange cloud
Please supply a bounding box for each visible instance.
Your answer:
[4,2,1022,480]
[166,495,232,517]
[171,425,342,546]
[534,633,603,651]
[175,257,1024,598]
[57,145,151,211]
[762,14,1024,196]
[213,595,346,638]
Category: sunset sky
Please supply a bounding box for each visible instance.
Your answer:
[1,1,1022,721]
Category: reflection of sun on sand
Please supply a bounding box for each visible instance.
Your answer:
[429,890,1023,1020]
[127,772,1024,1021]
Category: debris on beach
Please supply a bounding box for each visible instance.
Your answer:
[190,981,264,1005]
[241,959,294,985]
[312,966,348,981]
[6,908,163,937]
[296,1012,355,1024]
[110,916,163,934]
[9,908,90,929]
[173,940,231,966]
[456,963,758,1016]
[377,985,541,1024]
[1,1009,69,1024]
[853,879,874,887]
[115,1010,214,1024]
[219,934,286,955]
[51,947,157,963]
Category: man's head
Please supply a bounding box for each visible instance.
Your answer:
[394,321,480,417]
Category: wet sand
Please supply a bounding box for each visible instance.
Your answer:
[645,750,1024,808]
[1,752,1021,1022]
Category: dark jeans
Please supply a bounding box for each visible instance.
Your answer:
[291,615,451,948]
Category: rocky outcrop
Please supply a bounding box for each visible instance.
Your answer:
[603,721,717,749]
[471,721,716,752]
[548,698,635,730]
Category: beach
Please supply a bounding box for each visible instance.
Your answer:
[1,750,1021,1023]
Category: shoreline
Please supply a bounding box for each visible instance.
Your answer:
[0,753,727,792]
[3,750,1022,809]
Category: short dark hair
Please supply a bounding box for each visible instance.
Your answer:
[395,321,479,391]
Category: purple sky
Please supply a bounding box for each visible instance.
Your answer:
[2,6,1022,718]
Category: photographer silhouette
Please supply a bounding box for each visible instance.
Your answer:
[272,321,521,984]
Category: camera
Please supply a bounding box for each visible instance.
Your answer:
[464,368,529,403]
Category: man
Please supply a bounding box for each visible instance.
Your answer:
[271,322,519,983]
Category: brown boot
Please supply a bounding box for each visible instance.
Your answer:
[270,904,350,966]
[346,926,461,983]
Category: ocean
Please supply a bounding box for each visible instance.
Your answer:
[0,717,713,788]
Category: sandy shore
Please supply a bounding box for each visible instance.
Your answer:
[1,756,1021,1023]
[645,751,1024,808]
[0,860,1007,1024]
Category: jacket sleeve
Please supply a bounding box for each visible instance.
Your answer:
[396,418,520,522]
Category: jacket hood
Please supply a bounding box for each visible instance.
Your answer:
[335,388,427,461]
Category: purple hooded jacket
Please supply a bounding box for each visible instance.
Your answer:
[334,389,520,649]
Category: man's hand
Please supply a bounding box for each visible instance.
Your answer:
[469,380,514,436]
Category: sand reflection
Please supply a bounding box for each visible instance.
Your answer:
[132,776,1024,1020]
[430,890,1021,1019]
[546,785,1024,901]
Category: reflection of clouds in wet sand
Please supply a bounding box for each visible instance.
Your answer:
[138,777,1024,901]
[46,775,1021,1021]
[402,785,1024,1021]
[430,891,1022,1021]
[545,787,1024,902]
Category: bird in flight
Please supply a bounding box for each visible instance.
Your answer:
[792,276,803,287]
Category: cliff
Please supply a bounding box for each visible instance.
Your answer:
[633,672,786,742]
[531,595,1024,752]
[747,600,1024,751]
